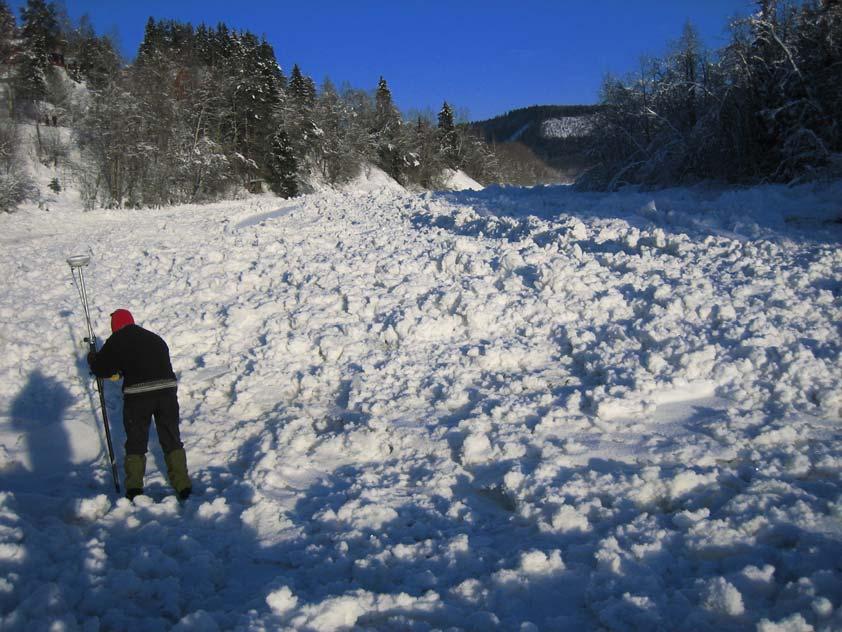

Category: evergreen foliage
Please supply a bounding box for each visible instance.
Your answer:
[1,11,497,209]
[19,0,60,58]
[0,1,17,65]
[373,76,407,182]
[437,101,460,169]
[284,63,319,177]
[68,18,121,91]
[267,129,298,197]
[13,0,60,105]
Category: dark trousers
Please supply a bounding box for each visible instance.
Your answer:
[122,388,183,456]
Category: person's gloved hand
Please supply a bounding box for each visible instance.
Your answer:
[86,350,97,367]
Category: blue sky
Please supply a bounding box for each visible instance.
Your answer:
[13,1,753,120]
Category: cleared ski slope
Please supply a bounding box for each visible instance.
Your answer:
[0,179,840,630]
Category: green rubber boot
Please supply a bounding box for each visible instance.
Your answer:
[165,448,192,499]
[124,454,146,499]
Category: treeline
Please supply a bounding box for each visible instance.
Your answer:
[0,0,498,210]
[581,0,842,190]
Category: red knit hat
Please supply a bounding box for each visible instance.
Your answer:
[110,309,135,333]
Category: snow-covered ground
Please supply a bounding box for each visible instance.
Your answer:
[442,169,483,192]
[541,116,593,139]
[0,179,840,631]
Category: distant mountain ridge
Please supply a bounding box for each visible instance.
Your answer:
[472,104,601,182]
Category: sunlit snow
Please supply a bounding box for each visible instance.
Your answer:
[0,178,840,630]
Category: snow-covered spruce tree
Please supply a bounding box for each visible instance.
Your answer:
[437,101,461,169]
[189,23,252,187]
[373,76,408,182]
[0,1,16,61]
[12,0,60,112]
[229,32,284,188]
[136,17,162,65]
[65,16,121,91]
[281,63,318,188]
[288,64,316,109]
[267,129,298,198]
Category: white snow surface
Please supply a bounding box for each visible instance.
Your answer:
[337,165,405,195]
[541,116,593,139]
[0,181,841,631]
[441,169,483,192]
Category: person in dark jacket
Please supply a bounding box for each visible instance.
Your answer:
[88,309,191,501]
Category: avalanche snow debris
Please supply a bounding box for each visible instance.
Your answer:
[0,182,840,630]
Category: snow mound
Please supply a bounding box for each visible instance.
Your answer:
[441,169,483,191]
[340,164,404,194]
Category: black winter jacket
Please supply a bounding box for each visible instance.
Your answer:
[89,324,177,393]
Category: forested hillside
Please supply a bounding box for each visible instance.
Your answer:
[472,105,600,184]
[0,0,498,211]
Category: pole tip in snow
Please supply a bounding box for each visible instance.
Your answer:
[67,255,91,268]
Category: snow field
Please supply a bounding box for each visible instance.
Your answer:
[0,181,840,630]
[541,116,593,139]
